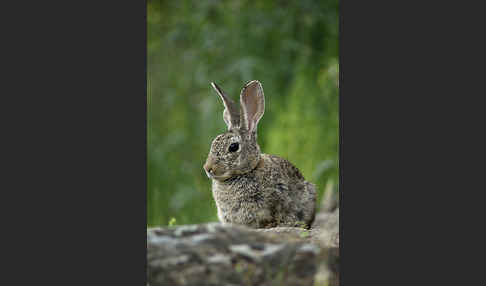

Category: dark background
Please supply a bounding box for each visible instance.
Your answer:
[2,0,478,285]
[147,0,339,226]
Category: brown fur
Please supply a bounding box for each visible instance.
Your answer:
[204,80,317,229]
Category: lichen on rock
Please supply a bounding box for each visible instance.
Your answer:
[147,197,339,286]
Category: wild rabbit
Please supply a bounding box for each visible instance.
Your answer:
[203,80,317,229]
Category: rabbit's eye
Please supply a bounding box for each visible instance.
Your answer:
[228,142,239,153]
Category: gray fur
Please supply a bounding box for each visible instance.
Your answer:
[239,80,265,132]
[211,82,240,130]
[204,80,317,229]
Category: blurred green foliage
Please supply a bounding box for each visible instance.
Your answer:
[147,0,339,227]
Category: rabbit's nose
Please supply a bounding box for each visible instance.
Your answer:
[203,162,213,178]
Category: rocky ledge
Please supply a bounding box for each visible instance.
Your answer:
[147,195,339,286]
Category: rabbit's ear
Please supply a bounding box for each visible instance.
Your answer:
[211,82,240,130]
[239,80,265,133]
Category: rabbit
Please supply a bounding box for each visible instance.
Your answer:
[203,80,317,229]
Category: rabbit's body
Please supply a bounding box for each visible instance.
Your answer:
[212,153,316,228]
[204,80,317,229]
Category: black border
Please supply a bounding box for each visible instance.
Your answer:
[4,0,477,284]
[339,0,478,284]
[3,1,147,284]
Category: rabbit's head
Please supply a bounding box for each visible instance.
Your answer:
[204,80,265,181]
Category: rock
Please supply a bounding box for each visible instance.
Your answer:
[147,223,320,286]
[313,208,339,248]
[147,192,339,286]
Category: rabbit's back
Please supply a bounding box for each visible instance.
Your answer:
[257,154,317,227]
[212,154,316,228]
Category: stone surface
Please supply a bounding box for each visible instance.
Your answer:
[147,192,339,286]
[147,223,320,286]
